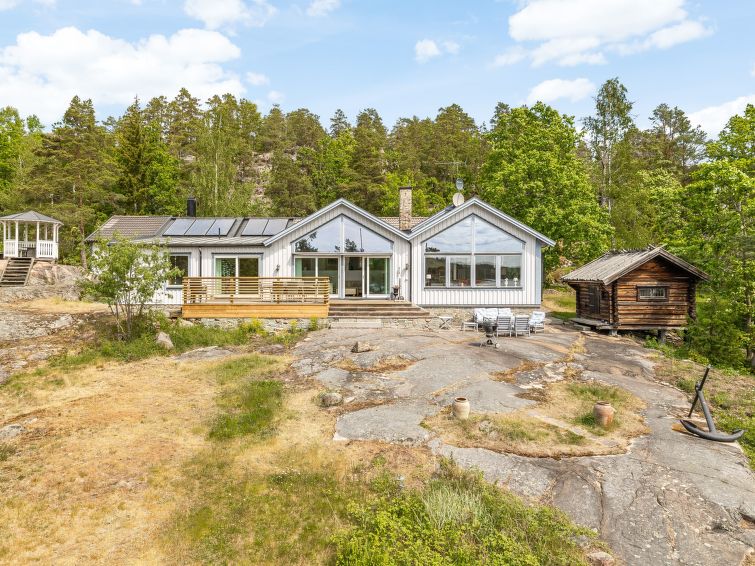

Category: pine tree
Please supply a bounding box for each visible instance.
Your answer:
[34,96,116,267]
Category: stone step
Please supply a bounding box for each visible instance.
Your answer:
[329,319,384,329]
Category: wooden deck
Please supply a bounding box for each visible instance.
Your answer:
[181,276,330,319]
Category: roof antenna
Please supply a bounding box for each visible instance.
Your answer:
[453,178,465,206]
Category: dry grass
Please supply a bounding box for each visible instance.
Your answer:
[424,380,648,458]
[0,354,230,563]
[8,297,109,314]
[491,360,544,383]
[0,343,433,565]
[335,355,415,373]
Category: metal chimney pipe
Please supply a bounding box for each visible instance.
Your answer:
[187,197,197,217]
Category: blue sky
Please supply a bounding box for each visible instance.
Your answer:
[0,0,753,136]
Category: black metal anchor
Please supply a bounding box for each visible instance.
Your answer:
[679,365,744,442]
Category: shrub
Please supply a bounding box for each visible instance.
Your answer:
[335,464,593,566]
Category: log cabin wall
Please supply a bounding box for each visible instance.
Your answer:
[573,281,612,322]
[614,257,691,329]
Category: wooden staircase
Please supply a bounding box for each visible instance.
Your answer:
[0,257,34,287]
[328,300,430,319]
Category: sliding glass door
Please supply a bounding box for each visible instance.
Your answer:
[295,256,340,296]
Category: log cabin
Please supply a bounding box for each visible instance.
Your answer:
[561,246,709,334]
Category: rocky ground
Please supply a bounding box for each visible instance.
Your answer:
[0,297,107,383]
[294,325,755,566]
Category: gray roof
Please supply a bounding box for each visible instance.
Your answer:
[86,215,299,243]
[561,246,709,285]
[87,216,172,241]
[0,210,63,224]
[379,216,429,230]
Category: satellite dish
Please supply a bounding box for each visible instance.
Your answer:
[452,192,465,206]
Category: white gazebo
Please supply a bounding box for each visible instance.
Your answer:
[0,211,62,260]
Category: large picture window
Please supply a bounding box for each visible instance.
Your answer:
[294,216,392,253]
[423,215,524,288]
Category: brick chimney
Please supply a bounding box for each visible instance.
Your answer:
[399,186,412,231]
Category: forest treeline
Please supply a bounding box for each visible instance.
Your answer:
[0,78,752,369]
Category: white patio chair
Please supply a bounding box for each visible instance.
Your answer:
[495,316,512,337]
[529,311,546,333]
[513,315,530,337]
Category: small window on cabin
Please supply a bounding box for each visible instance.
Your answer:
[637,286,668,301]
[168,255,189,286]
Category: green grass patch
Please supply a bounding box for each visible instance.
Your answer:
[169,451,373,565]
[543,289,577,320]
[566,382,630,406]
[208,355,286,441]
[210,380,283,440]
[3,315,305,392]
[0,444,16,462]
[335,461,596,566]
[168,455,598,566]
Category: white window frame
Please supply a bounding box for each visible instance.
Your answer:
[167,253,190,288]
[422,216,524,289]
[212,254,261,277]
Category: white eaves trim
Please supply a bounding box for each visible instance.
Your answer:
[409,197,556,247]
[262,198,411,246]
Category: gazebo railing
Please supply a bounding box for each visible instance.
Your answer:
[4,240,18,257]
[2,239,58,259]
[37,241,58,259]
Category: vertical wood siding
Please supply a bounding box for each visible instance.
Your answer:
[410,205,542,307]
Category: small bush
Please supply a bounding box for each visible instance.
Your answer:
[335,464,594,566]
[0,444,16,462]
[308,317,320,331]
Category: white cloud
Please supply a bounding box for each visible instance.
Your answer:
[414,38,460,63]
[267,90,284,103]
[526,78,595,105]
[688,94,755,136]
[0,26,244,124]
[183,0,276,31]
[306,0,340,17]
[246,72,269,86]
[415,39,441,63]
[502,0,711,67]
[492,46,527,67]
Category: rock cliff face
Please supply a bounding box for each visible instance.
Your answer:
[0,260,83,301]
[26,262,82,286]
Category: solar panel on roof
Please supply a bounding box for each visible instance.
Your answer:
[185,219,214,236]
[209,219,235,237]
[163,218,195,236]
[242,218,269,236]
[263,218,288,235]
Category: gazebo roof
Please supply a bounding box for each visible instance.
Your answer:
[0,211,63,224]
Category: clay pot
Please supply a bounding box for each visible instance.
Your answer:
[593,402,616,428]
[453,397,471,420]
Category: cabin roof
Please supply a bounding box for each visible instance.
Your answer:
[561,246,709,285]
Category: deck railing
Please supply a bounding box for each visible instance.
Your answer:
[182,276,331,305]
